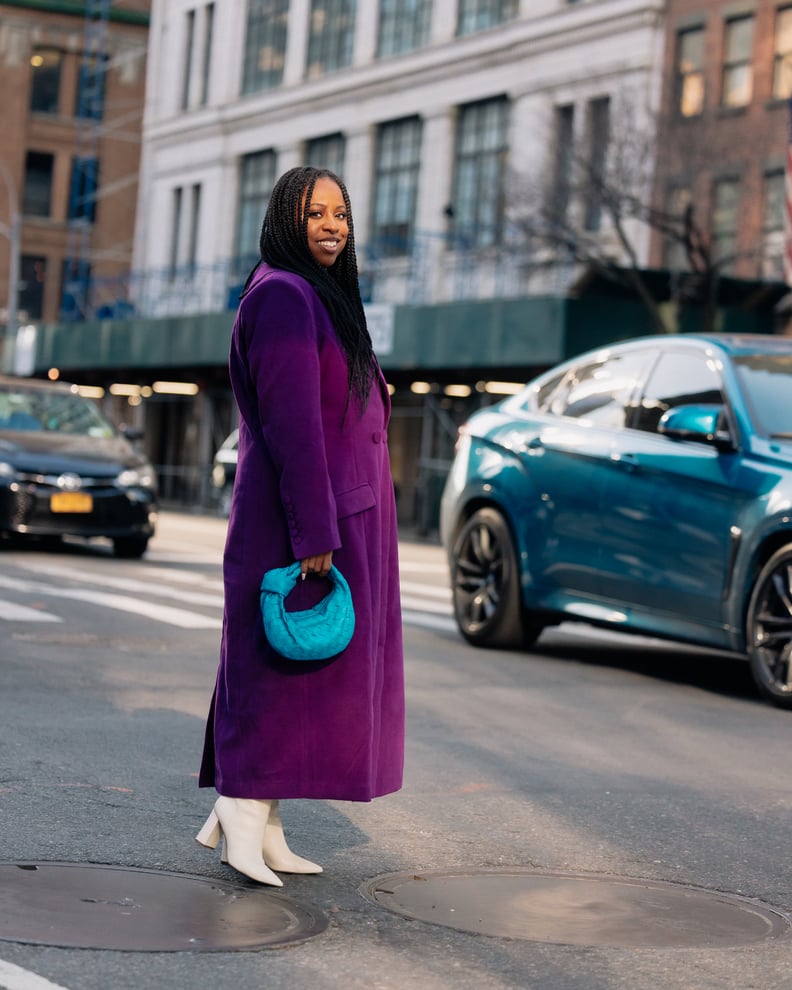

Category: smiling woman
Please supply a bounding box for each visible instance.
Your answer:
[196,165,405,887]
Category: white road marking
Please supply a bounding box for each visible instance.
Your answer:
[0,959,71,990]
[400,593,452,615]
[0,575,221,629]
[0,599,61,622]
[399,580,451,600]
[15,562,224,608]
[401,609,457,634]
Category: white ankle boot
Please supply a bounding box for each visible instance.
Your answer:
[263,801,323,874]
[217,799,323,874]
[195,796,283,887]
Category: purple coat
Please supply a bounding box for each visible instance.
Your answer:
[199,265,405,800]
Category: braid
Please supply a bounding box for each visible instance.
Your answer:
[245,166,375,409]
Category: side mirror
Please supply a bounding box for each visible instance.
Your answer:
[657,404,735,453]
[119,424,144,442]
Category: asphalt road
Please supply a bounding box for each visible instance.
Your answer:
[1,512,791,989]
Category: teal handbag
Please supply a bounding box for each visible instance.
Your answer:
[259,562,355,661]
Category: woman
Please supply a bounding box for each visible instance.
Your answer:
[196,166,405,886]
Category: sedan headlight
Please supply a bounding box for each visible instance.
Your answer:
[0,460,17,482]
[116,465,156,489]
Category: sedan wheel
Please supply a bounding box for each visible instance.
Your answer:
[451,507,541,648]
[746,545,792,708]
[113,536,149,560]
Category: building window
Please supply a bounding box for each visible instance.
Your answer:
[583,96,610,232]
[722,15,754,108]
[242,0,289,94]
[236,150,277,261]
[19,256,47,320]
[182,9,196,109]
[188,183,201,269]
[551,104,575,225]
[663,185,693,271]
[676,26,704,116]
[377,0,432,57]
[712,177,740,268]
[169,187,183,277]
[67,157,99,223]
[457,0,517,37]
[371,117,422,256]
[307,0,356,78]
[761,169,784,279]
[76,52,107,121]
[23,152,54,217]
[29,48,62,114]
[773,7,792,99]
[305,133,346,176]
[451,96,509,248]
[200,2,215,105]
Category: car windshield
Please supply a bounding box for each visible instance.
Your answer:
[0,386,115,437]
[733,354,792,438]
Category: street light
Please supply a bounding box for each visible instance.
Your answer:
[0,159,21,356]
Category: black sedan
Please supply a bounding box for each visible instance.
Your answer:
[0,376,157,558]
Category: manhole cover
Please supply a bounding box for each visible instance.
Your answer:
[362,869,791,948]
[0,863,327,951]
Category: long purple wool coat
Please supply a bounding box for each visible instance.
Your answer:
[199,264,405,801]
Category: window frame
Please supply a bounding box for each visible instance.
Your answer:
[242,0,289,94]
[451,96,510,249]
[306,0,356,78]
[675,25,705,117]
[773,5,792,99]
[29,47,62,115]
[305,133,346,176]
[377,0,432,57]
[371,116,423,257]
[22,151,55,218]
[721,14,754,108]
[235,149,277,264]
[456,0,518,37]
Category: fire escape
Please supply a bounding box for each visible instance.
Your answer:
[62,0,111,321]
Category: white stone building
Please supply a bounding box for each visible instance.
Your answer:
[133,0,666,317]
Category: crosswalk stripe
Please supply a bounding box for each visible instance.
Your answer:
[400,593,451,614]
[0,575,221,630]
[0,599,61,622]
[399,580,451,600]
[15,561,224,609]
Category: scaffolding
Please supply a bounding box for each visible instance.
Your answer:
[62,0,111,321]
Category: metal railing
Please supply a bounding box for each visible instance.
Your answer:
[59,228,547,323]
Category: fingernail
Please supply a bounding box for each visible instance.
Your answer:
[301,572,306,582]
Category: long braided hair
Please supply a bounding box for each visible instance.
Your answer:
[243,165,375,409]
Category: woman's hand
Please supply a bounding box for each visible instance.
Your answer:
[300,552,333,579]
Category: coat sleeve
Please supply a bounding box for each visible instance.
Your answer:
[239,275,341,560]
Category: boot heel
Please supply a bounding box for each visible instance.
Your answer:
[195,809,221,849]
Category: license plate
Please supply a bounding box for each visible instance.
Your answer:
[50,492,93,513]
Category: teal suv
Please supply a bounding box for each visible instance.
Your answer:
[440,334,792,708]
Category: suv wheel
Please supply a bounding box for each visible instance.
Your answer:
[451,507,541,648]
[746,544,792,708]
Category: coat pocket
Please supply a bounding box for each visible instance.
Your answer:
[335,482,376,519]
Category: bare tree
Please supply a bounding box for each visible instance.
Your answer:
[509,93,754,334]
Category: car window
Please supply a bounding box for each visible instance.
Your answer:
[632,351,725,434]
[732,353,792,437]
[549,351,652,429]
[0,386,114,437]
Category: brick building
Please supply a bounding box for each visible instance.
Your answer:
[651,0,791,282]
[0,0,149,330]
